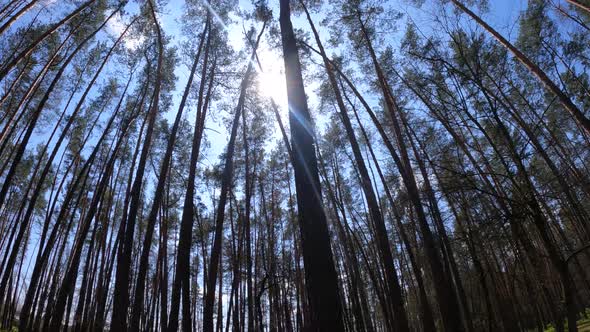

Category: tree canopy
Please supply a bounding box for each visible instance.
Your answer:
[0,0,589,331]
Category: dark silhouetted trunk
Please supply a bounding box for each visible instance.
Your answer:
[278,0,344,330]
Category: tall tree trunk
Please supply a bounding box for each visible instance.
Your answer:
[5,22,134,324]
[110,1,165,329]
[130,12,207,332]
[278,0,344,330]
[301,3,410,331]
[341,79,437,332]
[48,124,128,330]
[166,15,212,332]
[243,73,255,332]
[354,9,466,331]
[202,20,266,332]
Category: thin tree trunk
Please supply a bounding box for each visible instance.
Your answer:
[451,0,590,136]
[202,20,267,332]
[0,7,120,308]
[110,2,166,329]
[0,0,38,35]
[166,15,212,332]
[129,10,206,332]
[566,0,590,13]
[0,0,96,81]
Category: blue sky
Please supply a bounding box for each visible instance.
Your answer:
[6,0,538,182]
[156,0,530,163]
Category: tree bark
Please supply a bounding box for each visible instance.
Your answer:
[301,3,410,331]
[202,20,266,332]
[110,1,165,329]
[0,0,96,81]
[451,0,590,137]
[130,12,207,332]
[278,0,344,330]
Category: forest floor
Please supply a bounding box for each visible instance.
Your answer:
[578,319,590,331]
[1,318,589,332]
[543,318,590,332]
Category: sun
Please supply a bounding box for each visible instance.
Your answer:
[256,48,289,111]
[258,69,286,103]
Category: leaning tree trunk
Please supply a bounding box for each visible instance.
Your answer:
[0,0,96,81]
[340,77,437,332]
[0,0,38,35]
[566,0,590,13]
[4,21,135,321]
[451,0,590,137]
[166,15,212,332]
[354,9,466,331]
[17,71,135,331]
[110,1,165,329]
[0,7,120,306]
[48,120,129,331]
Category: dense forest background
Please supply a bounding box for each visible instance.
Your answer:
[0,0,589,331]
